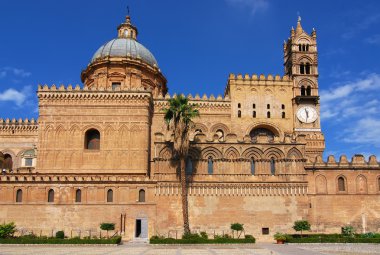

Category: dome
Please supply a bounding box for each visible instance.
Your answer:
[90,38,158,68]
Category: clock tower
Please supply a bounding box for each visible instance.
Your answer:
[284,17,325,161]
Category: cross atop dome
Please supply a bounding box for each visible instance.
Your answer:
[117,15,138,40]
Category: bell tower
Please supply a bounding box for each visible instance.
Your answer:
[284,17,325,162]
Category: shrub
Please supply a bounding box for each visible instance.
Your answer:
[273,232,288,241]
[182,232,201,239]
[100,223,115,237]
[245,234,254,239]
[285,233,380,243]
[293,220,311,236]
[0,236,122,244]
[231,223,244,238]
[342,225,355,237]
[149,235,255,244]
[55,231,65,239]
[200,231,208,239]
[0,222,16,238]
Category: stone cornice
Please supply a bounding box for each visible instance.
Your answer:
[0,118,38,134]
[0,173,156,184]
[37,85,152,105]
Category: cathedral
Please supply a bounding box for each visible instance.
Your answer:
[0,15,379,241]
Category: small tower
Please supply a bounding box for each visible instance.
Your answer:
[284,17,319,98]
[285,17,325,162]
[117,15,138,40]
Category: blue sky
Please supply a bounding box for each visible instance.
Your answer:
[1,0,380,161]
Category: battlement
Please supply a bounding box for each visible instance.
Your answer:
[0,118,38,134]
[37,84,154,92]
[228,73,292,83]
[0,118,37,125]
[155,93,230,101]
[310,154,380,168]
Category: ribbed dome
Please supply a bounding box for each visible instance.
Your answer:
[91,38,158,67]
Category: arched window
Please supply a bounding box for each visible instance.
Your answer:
[250,128,275,142]
[298,45,302,51]
[306,86,312,96]
[85,129,100,150]
[238,110,241,118]
[301,86,306,96]
[338,177,346,192]
[252,104,256,109]
[300,64,305,74]
[238,103,241,108]
[138,189,145,202]
[208,157,213,174]
[48,189,54,203]
[107,189,113,202]
[186,157,193,175]
[267,111,271,118]
[216,129,224,141]
[270,158,276,175]
[267,104,270,109]
[305,63,311,74]
[282,112,286,118]
[253,111,256,118]
[250,158,255,175]
[16,189,22,203]
[3,154,13,170]
[75,189,81,203]
[281,104,285,109]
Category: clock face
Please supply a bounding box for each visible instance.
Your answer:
[297,106,318,123]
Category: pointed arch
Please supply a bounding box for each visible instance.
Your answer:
[246,122,282,139]
[194,123,208,134]
[287,147,303,159]
[187,147,201,160]
[210,123,230,134]
[224,147,239,159]
[337,175,347,192]
[158,146,173,160]
[315,175,327,194]
[297,55,313,64]
[356,175,367,194]
[201,146,222,159]
[242,147,263,159]
[264,147,285,159]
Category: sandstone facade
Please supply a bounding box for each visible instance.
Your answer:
[0,16,379,241]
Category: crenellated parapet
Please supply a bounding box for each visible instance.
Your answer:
[0,173,155,183]
[228,73,291,82]
[0,118,38,134]
[154,93,231,113]
[308,154,380,169]
[37,84,153,105]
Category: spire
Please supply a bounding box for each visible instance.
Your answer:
[117,14,138,40]
[296,16,303,34]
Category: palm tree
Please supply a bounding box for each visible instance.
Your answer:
[163,95,199,235]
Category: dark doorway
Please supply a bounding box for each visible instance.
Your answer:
[135,219,141,238]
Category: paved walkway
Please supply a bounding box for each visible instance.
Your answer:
[0,243,379,255]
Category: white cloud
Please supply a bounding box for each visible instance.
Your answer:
[0,67,31,79]
[342,13,380,39]
[225,0,269,15]
[321,73,380,103]
[365,34,380,44]
[342,118,380,146]
[0,86,31,107]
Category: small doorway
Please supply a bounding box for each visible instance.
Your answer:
[135,218,148,239]
[135,219,142,238]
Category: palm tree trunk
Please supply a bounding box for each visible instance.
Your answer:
[180,157,190,235]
